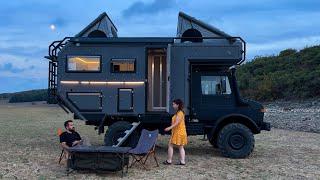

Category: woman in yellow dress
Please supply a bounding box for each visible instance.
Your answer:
[164,99,187,165]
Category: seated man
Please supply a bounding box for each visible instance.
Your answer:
[60,120,83,149]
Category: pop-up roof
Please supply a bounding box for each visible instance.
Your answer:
[75,12,118,38]
[75,11,230,40]
[177,12,231,42]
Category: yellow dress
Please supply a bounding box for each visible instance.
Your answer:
[170,110,188,146]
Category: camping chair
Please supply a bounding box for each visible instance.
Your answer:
[129,129,159,170]
[57,128,67,164]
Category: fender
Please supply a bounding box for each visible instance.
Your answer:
[208,113,260,140]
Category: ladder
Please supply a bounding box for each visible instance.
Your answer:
[45,37,71,104]
[112,122,141,147]
[47,60,57,104]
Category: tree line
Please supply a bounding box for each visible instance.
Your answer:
[0,89,48,103]
[237,45,320,101]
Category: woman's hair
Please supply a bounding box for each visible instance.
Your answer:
[173,99,184,114]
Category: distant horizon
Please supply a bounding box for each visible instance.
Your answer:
[0,88,47,94]
[1,0,320,93]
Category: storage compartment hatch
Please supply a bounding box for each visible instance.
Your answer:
[67,92,102,112]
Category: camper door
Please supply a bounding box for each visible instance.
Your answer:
[147,48,168,112]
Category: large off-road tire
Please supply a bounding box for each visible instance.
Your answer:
[217,123,254,158]
[104,121,140,148]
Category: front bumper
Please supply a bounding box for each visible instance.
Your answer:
[261,122,271,131]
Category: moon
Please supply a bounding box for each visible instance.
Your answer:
[50,24,56,31]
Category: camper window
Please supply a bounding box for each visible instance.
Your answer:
[111,59,135,73]
[201,76,231,95]
[67,56,101,72]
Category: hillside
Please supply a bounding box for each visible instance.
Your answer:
[0,89,48,103]
[237,45,320,101]
[0,92,12,100]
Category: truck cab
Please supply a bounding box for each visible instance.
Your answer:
[46,12,270,158]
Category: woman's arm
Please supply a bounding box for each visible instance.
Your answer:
[165,113,183,131]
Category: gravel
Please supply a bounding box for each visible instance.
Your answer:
[263,98,320,133]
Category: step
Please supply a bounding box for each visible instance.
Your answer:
[112,121,141,147]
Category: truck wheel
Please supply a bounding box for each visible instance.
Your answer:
[104,121,140,148]
[217,123,254,158]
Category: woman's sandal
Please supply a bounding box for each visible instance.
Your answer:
[175,161,186,165]
[162,160,172,165]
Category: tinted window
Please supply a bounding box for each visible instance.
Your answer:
[201,76,231,95]
[67,56,101,72]
[111,59,135,73]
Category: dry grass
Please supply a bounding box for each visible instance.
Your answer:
[0,101,319,179]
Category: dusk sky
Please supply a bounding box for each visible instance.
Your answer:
[0,0,320,93]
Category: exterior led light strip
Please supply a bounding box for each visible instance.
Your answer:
[80,81,90,84]
[89,81,108,85]
[107,82,144,85]
[61,81,144,85]
[60,81,79,84]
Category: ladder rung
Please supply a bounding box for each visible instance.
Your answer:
[117,137,124,142]
[132,122,140,126]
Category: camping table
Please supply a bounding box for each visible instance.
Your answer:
[67,145,132,177]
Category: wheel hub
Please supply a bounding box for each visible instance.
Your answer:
[229,134,245,150]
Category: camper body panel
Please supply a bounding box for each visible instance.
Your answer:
[57,42,163,116]
[56,38,174,126]
[56,38,244,123]
[54,38,257,136]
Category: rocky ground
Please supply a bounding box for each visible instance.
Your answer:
[0,100,319,179]
[263,98,320,133]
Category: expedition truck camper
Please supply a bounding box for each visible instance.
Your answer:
[46,12,270,158]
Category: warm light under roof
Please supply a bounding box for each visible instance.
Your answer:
[61,81,79,84]
[61,81,144,85]
[74,57,100,64]
[90,81,108,84]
